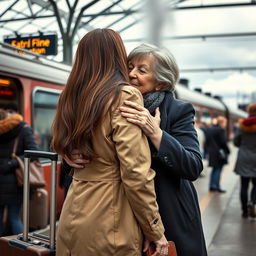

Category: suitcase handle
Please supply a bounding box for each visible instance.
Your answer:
[24,150,58,161]
[23,150,58,250]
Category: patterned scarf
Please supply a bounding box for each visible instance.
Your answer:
[143,91,165,114]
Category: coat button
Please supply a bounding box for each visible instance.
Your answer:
[153,218,158,224]
[164,156,168,162]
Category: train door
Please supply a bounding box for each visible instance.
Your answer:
[32,87,64,215]
[201,109,211,125]
[0,76,23,113]
[32,87,61,153]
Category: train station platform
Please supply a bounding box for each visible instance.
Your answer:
[194,144,256,255]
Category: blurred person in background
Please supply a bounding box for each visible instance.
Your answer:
[200,122,210,160]
[3,103,41,146]
[0,108,38,236]
[206,116,230,193]
[194,117,206,158]
[3,103,18,115]
[68,43,207,256]
[59,160,72,198]
[0,109,6,120]
[234,103,256,219]
[52,29,168,256]
[195,118,206,177]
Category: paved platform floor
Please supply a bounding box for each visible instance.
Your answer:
[194,144,256,255]
[208,182,256,256]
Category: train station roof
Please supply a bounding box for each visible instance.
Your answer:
[1,0,256,63]
[1,0,166,61]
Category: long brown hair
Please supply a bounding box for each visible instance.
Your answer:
[52,29,129,159]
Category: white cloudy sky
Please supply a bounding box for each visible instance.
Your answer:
[122,0,256,108]
[163,1,256,108]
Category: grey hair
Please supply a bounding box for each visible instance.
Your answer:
[128,43,179,92]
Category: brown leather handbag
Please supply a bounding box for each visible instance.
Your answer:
[12,135,45,189]
[145,241,177,256]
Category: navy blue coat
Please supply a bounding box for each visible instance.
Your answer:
[206,125,230,169]
[150,92,207,256]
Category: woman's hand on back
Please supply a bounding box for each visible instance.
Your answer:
[63,149,90,169]
[119,100,163,150]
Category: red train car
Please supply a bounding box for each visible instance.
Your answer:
[175,83,247,138]
[0,43,71,216]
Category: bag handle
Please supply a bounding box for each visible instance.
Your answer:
[12,137,19,156]
[12,124,28,156]
[23,150,58,250]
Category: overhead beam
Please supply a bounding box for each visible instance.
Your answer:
[0,0,20,18]
[82,9,138,17]
[81,2,256,17]
[181,66,256,73]
[175,2,256,10]
[0,0,94,31]
[117,1,256,34]
[31,0,68,19]
[0,15,56,23]
[124,32,256,42]
[3,2,253,26]
[79,0,125,29]
[27,0,34,16]
[105,1,143,29]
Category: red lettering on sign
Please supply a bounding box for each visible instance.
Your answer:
[0,90,13,96]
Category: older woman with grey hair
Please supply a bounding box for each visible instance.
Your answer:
[119,44,207,256]
[65,43,207,256]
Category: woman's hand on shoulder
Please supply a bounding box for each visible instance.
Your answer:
[119,100,162,137]
[119,100,163,150]
[63,149,90,169]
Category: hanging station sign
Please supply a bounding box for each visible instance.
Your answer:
[4,33,58,55]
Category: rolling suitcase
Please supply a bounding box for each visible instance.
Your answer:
[29,188,49,230]
[21,188,49,230]
[0,150,58,256]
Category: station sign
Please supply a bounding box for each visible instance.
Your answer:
[4,33,58,55]
[0,78,16,99]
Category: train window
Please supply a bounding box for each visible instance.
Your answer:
[32,88,60,152]
[194,106,201,121]
[0,76,22,112]
[201,110,211,124]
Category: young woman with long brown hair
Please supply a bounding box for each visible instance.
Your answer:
[52,29,168,256]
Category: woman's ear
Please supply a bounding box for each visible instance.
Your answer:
[155,84,165,91]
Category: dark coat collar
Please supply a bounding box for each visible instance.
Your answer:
[159,92,174,131]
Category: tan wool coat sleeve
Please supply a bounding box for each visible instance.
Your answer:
[111,86,165,241]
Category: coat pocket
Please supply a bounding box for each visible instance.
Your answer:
[177,183,196,221]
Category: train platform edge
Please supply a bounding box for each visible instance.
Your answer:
[194,144,256,255]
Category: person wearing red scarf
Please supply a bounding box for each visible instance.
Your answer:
[234,103,256,219]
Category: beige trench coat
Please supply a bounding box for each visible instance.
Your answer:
[56,86,164,256]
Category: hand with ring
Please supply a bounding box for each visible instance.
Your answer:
[119,100,163,150]
[147,235,169,256]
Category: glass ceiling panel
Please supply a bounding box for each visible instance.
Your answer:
[1,10,18,19]
[18,8,31,16]
[30,4,42,13]
[89,15,122,28]
[81,0,115,14]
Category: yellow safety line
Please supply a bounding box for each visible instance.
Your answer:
[199,166,232,213]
